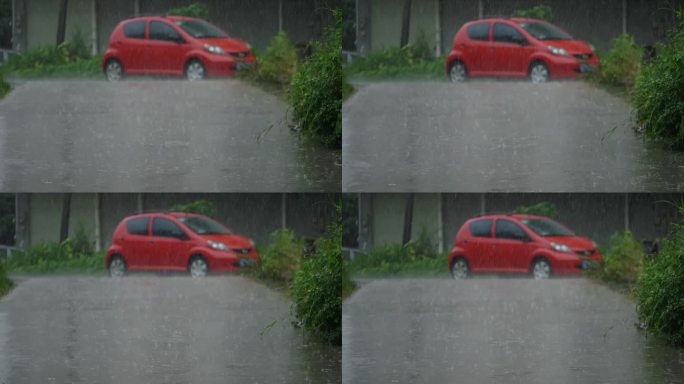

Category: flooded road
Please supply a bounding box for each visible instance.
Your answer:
[343,81,684,192]
[0,79,340,192]
[0,276,341,384]
[343,278,684,384]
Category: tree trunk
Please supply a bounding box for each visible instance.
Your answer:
[400,0,412,47]
[56,0,68,45]
[59,194,71,243]
[402,193,414,246]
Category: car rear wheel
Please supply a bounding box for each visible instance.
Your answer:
[108,255,126,277]
[450,257,469,279]
[529,61,550,83]
[185,59,206,81]
[105,59,123,81]
[189,256,209,278]
[532,258,552,279]
[449,61,467,83]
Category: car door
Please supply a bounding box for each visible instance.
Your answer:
[151,217,191,270]
[120,216,151,269]
[465,218,495,271]
[117,20,148,73]
[145,20,189,75]
[492,219,534,272]
[461,22,491,75]
[490,22,531,76]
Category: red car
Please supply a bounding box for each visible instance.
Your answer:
[448,214,602,279]
[105,212,259,277]
[446,17,599,83]
[102,15,256,81]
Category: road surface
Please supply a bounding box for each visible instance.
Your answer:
[343,81,684,192]
[0,79,340,192]
[0,276,341,384]
[343,278,684,384]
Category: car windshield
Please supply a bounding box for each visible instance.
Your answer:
[175,20,229,38]
[517,22,572,40]
[520,218,575,236]
[177,216,232,235]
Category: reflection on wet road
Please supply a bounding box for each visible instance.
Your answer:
[0,276,340,384]
[343,278,684,384]
[0,79,340,192]
[343,81,684,192]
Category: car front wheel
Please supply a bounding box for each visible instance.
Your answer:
[451,257,469,279]
[189,256,209,278]
[532,258,552,279]
[185,59,206,81]
[529,61,550,83]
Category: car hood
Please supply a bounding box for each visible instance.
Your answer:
[199,38,250,52]
[543,39,593,54]
[201,233,253,249]
[545,236,595,250]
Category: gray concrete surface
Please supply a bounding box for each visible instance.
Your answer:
[342,81,684,192]
[343,278,684,384]
[0,79,340,192]
[0,276,341,384]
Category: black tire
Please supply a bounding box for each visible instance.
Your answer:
[108,254,126,277]
[529,61,550,83]
[185,59,206,81]
[531,257,552,279]
[450,257,469,279]
[448,61,467,82]
[188,255,209,277]
[105,59,124,81]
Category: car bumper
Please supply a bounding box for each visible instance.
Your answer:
[205,249,258,273]
[547,56,601,79]
[203,54,256,77]
[553,253,602,275]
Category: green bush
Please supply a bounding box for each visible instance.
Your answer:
[595,34,642,88]
[0,258,14,297]
[71,222,94,257]
[170,200,217,217]
[290,220,342,344]
[635,212,684,345]
[632,13,684,147]
[512,5,554,21]
[289,9,342,148]
[411,28,434,61]
[7,240,103,273]
[243,32,298,86]
[592,230,644,285]
[253,228,304,283]
[168,3,210,19]
[344,46,443,79]
[1,42,101,77]
[0,72,9,99]
[512,202,559,218]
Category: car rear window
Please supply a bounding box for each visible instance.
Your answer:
[495,219,528,240]
[469,219,492,237]
[493,22,525,44]
[123,20,146,39]
[467,22,490,41]
[152,217,184,238]
[127,217,149,235]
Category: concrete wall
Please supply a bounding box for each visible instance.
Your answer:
[26,0,93,50]
[356,193,684,252]
[20,193,338,250]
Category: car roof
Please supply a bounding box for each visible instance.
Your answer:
[124,212,205,220]
[468,17,545,24]
[469,213,548,221]
[121,15,204,23]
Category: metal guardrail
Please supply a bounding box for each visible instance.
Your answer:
[342,50,364,65]
[342,247,364,261]
[0,245,21,259]
[0,49,18,63]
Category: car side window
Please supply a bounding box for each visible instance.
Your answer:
[149,21,182,42]
[152,217,185,238]
[123,20,146,39]
[469,219,492,237]
[127,217,149,235]
[493,23,525,44]
[495,219,528,241]
[467,22,490,41]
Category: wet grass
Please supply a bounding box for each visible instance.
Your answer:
[0,260,14,298]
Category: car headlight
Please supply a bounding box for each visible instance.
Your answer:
[208,240,229,251]
[592,241,598,249]
[246,43,251,50]
[589,44,595,52]
[551,242,572,253]
[548,46,569,57]
[204,44,225,54]
[249,239,255,247]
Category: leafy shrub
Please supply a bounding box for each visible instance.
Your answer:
[170,200,217,217]
[411,28,433,61]
[67,27,91,60]
[344,46,443,79]
[0,72,9,98]
[632,13,684,147]
[592,230,644,285]
[512,202,559,218]
[168,3,210,19]
[289,9,342,148]
[253,228,304,283]
[0,258,14,297]
[512,5,554,21]
[71,222,94,257]
[291,219,342,344]
[1,41,101,77]
[7,241,103,273]
[243,32,298,86]
[635,210,684,345]
[595,34,642,88]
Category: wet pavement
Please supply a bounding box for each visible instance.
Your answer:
[343,278,684,384]
[0,79,340,192]
[343,81,684,192]
[0,276,341,384]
